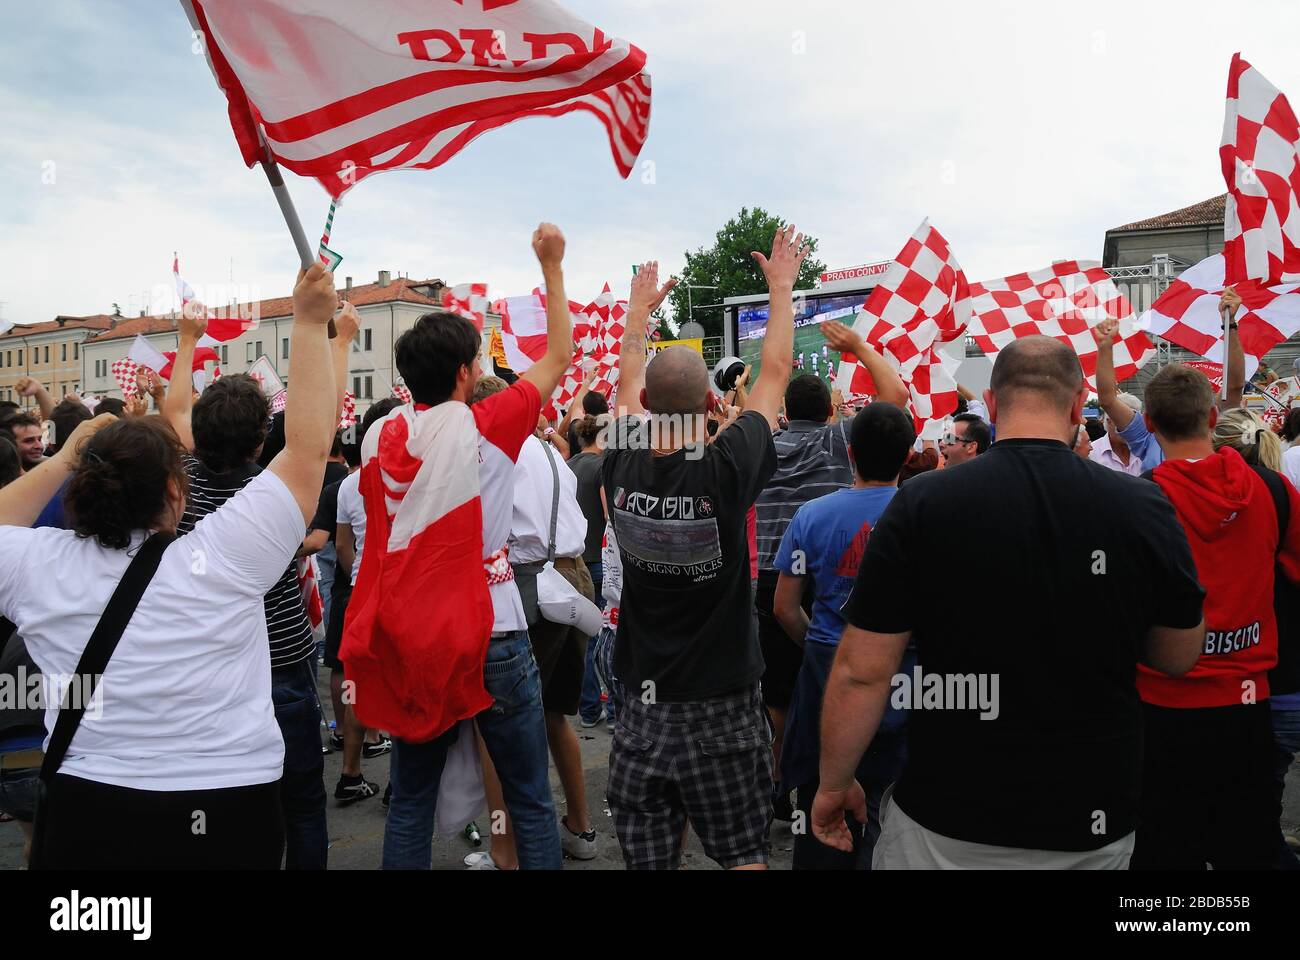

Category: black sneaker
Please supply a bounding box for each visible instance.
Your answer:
[362,736,393,759]
[334,775,379,805]
[328,731,344,751]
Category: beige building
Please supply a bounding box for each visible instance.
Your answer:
[0,316,115,408]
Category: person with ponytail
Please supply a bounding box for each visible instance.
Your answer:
[0,263,342,869]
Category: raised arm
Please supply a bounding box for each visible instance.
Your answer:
[747,226,812,428]
[616,262,677,418]
[0,414,116,527]
[1220,288,1245,411]
[521,224,575,401]
[332,302,360,431]
[1090,318,1133,429]
[820,322,910,408]
[557,365,598,440]
[161,301,208,451]
[268,264,339,523]
[15,378,55,421]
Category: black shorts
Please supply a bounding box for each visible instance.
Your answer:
[527,558,594,716]
[754,569,806,711]
[324,582,352,671]
[607,684,774,870]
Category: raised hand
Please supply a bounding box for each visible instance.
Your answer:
[532,222,566,271]
[179,298,209,341]
[821,320,867,360]
[629,262,678,317]
[61,413,118,465]
[1090,317,1119,348]
[15,377,44,398]
[334,301,361,346]
[293,262,338,326]
[1220,286,1243,320]
[752,224,812,292]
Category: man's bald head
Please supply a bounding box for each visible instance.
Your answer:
[645,347,711,415]
[990,335,1084,414]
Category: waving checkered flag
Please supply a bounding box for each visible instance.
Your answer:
[440,283,490,331]
[110,357,142,400]
[836,220,970,431]
[1222,54,1300,286]
[968,261,1155,388]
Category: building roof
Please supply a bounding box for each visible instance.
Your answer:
[0,315,115,343]
[87,276,445,344]
[1110,195,1226,233]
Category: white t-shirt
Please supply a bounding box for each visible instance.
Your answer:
[0,470,305,791]
[1283,444,1300,491]
[336,469,366,586]
[510,435,588,563]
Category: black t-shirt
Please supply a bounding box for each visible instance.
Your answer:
[843,438,1204,852]
[322,460,348,493]
[311,478,344,542]
[602,411,777,702]
[567,450,606,564]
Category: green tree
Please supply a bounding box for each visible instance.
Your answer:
[668,207,824,339]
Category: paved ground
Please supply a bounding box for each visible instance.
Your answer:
[2,673,1296,870]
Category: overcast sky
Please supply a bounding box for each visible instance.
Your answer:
[2,0,1298,327]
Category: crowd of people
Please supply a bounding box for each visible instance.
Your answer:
[1,222,1298,871]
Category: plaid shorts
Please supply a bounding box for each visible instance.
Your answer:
[607,683,774,870]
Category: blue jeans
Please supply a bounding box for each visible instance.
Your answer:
[382,630,562,869]
[317,542,337,671]
[1272,705,1300,870]
[271,658,329,870]
[579,562,605,722]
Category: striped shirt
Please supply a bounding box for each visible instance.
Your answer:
[177,455,314,669]
[754,420,853,571]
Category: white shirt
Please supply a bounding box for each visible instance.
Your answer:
[0,470,303,791]
[336,470,366,585]
[1283,444,1300,491]
[1089,433,1143,477]
[510,435,588,563]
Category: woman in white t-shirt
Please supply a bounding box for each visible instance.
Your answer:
[0,263,345,868]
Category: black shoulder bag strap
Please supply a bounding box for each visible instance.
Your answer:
[541,440,561,564]
[1250,464,1291,549]
[38,532,175,785]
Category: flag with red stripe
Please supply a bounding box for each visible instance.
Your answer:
[186,0,652,198]
[340,402,494,742]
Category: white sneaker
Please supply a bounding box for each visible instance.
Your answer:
[560,816,598,860]
[464,851,501,870]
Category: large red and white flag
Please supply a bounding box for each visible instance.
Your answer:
[340,402,494,742]
[1137,253,1300,380]
[967,261,1155,389]
[1221,54,1300,287]
[835,220,970,432]
[185,0,652,198]
[297,556,325,643]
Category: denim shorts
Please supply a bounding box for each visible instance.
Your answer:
[0,763,42,823]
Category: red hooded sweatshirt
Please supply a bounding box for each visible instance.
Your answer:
[1139,446,1300,708]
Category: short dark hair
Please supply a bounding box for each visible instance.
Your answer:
[989,335,1083,413]
[192,374,270,471]
[95,398,127,418]
[5,411,42,432]
[1283,408,1300,444]
[582,391,609,416]
[1145,363,1214,442]
[1085,417,1106,443]
[66,418,188,550]
[49,398,91,454]
[395,312,481,406]
[849,402,916,482]
[952,413,991,454]
[785,374,832,423]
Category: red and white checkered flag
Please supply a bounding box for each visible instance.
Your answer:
[187,0,652,198]
[1221,54,1300,287]
[270,390,288,415]
[339,391,357,431]
[836,220,970,431]
[1138,253,1300,380]
[968,261,1155,388]
[584,283,628,399]
[110,357,141,400]
[440,283,489,331]
[392,383,412,405]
